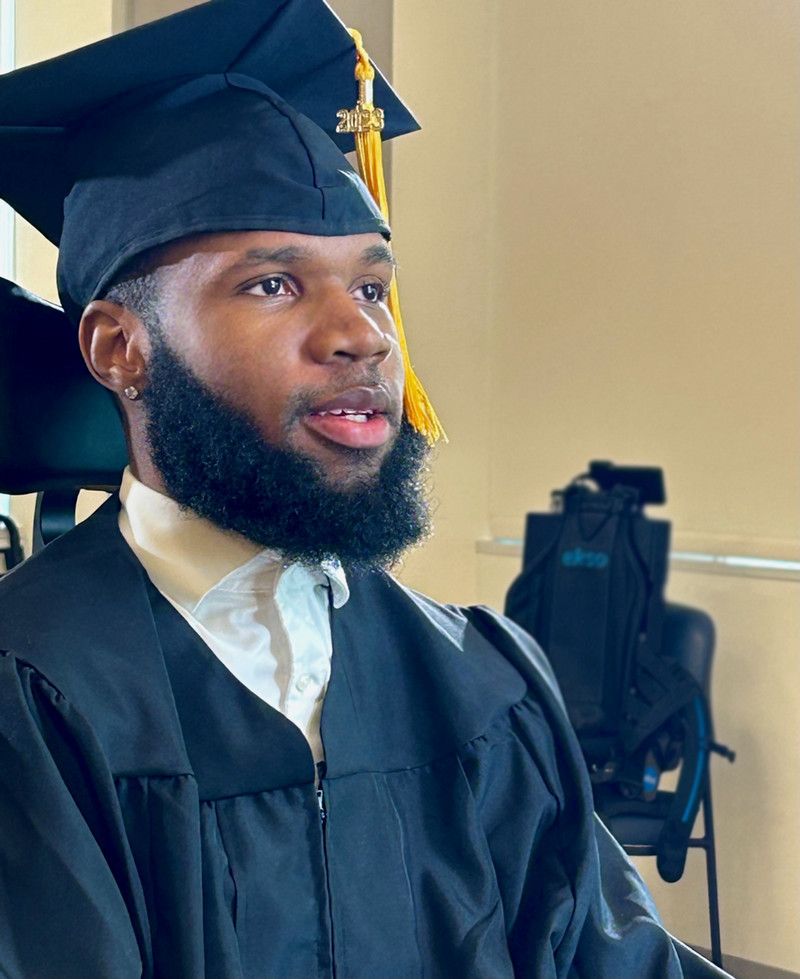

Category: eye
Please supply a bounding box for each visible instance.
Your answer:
[243,275,298,298]
[353,280,388,304]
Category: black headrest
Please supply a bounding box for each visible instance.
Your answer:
[0,277,128,494]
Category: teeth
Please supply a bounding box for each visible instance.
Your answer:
[316,408,374,421]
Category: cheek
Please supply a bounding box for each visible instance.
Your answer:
[218,359,290,430]
[385,345,406,397]
[183,321,298,405]
[177,341,292,440]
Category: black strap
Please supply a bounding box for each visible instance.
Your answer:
[621,649,700,755]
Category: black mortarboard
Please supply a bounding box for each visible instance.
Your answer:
[0,0,419,325]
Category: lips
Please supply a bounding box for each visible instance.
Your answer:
[304,386,396,450]
[310,387,391,415]
[311,407,377,424]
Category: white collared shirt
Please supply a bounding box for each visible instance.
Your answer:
[118,468,349,763]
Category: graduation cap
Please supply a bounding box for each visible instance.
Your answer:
[0,0,444,442]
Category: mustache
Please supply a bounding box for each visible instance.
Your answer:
[282,368,402,427]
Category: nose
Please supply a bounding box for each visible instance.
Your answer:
[305,286,395,366]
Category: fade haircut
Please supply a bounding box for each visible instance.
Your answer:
[99,246,168,334]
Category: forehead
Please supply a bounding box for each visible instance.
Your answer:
[151,229,395,279]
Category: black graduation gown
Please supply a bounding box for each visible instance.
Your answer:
[0,498,729,979]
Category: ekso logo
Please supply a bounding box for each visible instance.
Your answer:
[561,547,610,570]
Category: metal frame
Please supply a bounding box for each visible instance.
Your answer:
[624,775,722,968]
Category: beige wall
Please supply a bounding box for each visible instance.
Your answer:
[391,0,497,599]
[392,0,799,972]
[393,0,798,590]
[15,0,111,59]
[488,0,798,550]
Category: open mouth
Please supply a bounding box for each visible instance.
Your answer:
[312,408,378,424]
[304,391,395,450]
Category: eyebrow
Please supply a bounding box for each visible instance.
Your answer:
[235,246,309,267]
[230,242,396,271]
[361,242,397,269]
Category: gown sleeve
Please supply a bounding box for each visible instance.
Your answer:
[572,815,731,978]
[0,652,144,979]
[465,606,733,979]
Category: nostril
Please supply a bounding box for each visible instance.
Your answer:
[325,323,392,363]
[331,348,358,362]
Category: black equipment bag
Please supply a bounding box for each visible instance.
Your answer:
[504,462,708,881]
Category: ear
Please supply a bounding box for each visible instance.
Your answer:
[79,300,149,397]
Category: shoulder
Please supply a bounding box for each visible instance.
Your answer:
[0,499,187,773]
[0,496,136,651]
[388,579,597,825]
[348,570,566,710]
[336,571,585,772]
[0,494,122,591]
[340,570,531,697]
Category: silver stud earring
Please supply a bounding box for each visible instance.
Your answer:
[123,385,141,401]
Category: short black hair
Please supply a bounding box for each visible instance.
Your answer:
[99,246,167,333]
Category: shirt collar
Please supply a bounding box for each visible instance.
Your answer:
[118,467,349,611]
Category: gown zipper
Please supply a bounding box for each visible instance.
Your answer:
[317,762,336,977]
[316,787,327,823]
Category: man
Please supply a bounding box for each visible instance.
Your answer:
[0,1,731,976]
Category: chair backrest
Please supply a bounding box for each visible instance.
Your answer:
[0,513,23,570]
[0,277,128,496]
[594,601,718,884]
[663,602,715,696]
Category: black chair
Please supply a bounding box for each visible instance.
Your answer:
[0,277,127,548]
[594,602,733,968]
[0,513,23,571]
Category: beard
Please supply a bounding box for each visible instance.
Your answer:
[141,334,432,571]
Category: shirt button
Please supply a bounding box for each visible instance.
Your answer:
[295,674,312,693]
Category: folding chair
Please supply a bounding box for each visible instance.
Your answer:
[594,602,734,968]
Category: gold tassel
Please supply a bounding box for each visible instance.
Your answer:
[336,29,446,445]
